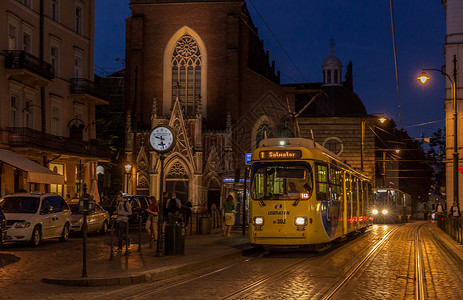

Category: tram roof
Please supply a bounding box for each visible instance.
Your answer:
[253,137,369,180]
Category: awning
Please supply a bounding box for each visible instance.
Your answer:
[0,149,65,185]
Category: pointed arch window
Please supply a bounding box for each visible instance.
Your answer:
[255,122,274,148]
[172,34,201,115]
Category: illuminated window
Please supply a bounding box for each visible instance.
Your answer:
[315,164,329,201]
[171,34,201,115]
[8,24,17,50]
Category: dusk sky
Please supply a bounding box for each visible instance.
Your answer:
[95,0,446,139]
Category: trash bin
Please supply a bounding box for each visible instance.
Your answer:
[165,222,185,255]
[199,217,211,235]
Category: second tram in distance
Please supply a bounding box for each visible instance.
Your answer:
[370,187,412,223]
[249,137,372,247]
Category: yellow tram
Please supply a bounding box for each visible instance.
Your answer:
[249,137,372,246]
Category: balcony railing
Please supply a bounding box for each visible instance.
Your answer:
[70,78,108,100]
[7,127,112,159]
[4,50,54,80]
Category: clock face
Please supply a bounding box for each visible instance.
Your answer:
[149,126,175,152]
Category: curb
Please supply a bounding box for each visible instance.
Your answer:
[42,245,260,287]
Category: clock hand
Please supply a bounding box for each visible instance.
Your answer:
[155,136,164,140]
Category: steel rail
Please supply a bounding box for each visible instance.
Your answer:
[415,224,427,300]
[322,226,400,300]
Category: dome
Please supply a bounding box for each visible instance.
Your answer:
[295,84,368,118]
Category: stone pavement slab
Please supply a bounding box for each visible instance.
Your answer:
[42,230,255,287]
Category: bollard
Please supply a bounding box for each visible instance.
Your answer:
[138,213,142,252]
[124,221,129,256]
[109,218,115,261]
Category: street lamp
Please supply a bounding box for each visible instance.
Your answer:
[361,114,388,171]
[124,163,132,194]
[419,54,459,208]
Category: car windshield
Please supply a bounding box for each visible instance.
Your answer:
[2,197,40,214]
[69,204,81,214]
[251,162,313,201]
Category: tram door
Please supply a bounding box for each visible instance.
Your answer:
[345,173,352,233]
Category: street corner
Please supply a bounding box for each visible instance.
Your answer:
[0,253,20,268]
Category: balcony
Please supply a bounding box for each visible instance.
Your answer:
[70,78,109,104]
[3,50,54,86]
[7,127,112,160]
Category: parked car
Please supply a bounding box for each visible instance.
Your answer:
[69,203,109,234]
[101,195,150,225]
[2,193,71,246]
[0,209,6,247]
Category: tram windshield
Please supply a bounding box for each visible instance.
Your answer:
[251,162,313,201]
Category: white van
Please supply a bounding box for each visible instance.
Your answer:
[2,193,71,246]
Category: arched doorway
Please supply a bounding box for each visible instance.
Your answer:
[165,161,189,202]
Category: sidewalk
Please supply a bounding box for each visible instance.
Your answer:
[42,229,255,287]
[427,221,463,264]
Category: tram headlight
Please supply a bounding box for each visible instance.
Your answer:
[372,209,379,215]
[382,209,388,215]
[294,217,308,226]
[253,217,264,226]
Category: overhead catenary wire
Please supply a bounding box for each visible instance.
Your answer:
[389,0,403,128]
[247,0,307,82]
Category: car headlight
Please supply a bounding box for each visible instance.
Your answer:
[15,221,31,228]
[253,217,264,225]
[295,217,308,226]
[372,209,378,215]
[382,209,388,215]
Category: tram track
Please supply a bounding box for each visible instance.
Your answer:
[92,226,399,300]
[321,225,400,300]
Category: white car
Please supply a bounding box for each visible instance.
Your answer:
[2,193,71,246]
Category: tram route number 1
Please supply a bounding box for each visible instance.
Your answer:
[274,219,286,224]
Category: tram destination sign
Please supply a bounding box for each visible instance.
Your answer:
[259,150,302,160]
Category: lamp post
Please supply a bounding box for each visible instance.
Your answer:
[419,54,459,208]
[124,163,132,194]
[361,115,386,172]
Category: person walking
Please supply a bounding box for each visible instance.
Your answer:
[115,192,132,252]
[145,196,159,242]
[222,195,235,237]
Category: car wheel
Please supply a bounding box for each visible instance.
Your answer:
[29,226,41,247]
[100,220,108,235]
[59,223,70,242]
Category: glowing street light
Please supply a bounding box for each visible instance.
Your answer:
[419,55,459,208]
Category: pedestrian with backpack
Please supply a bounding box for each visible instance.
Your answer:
[166,192,181,223]
[115,193,132,252]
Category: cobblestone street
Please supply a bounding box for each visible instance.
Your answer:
[2,222,463,299]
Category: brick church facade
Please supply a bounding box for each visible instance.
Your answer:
[124,0,289,211]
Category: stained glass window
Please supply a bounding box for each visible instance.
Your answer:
[172,34,201,115]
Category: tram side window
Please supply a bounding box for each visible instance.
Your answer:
[330,167,343,201]
[316,163,329,201]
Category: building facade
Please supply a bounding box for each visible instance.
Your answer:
[124,0,289,212]
[443,0,463,209]
[0,0,109,198]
